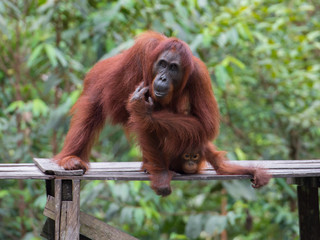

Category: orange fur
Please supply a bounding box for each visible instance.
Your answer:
[55,32,270,195]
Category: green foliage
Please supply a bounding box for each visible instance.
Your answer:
[0,0,319,239]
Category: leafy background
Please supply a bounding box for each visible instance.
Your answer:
[0,0,319,239]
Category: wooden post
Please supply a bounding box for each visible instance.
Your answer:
[44,195,139,239]
[41,180,55,239]
[297,185,320,239]
[288,177,320,240]
[55,179,81,240]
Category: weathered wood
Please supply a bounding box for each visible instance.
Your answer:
[52,169,320,181]
[54,180,62,239]
[40,180,56,239]
[297,182,320,240]
[0,164,54,179]
[55,179,81,240]
[0,172,54,179]
[0,163,34,167]
[34,158,84,176]
[41,218,55,240]
[44,196,138,240]
[33,158,320,172]
[0,166,42,171]
[0,159,319,180]
[2,159,320,240]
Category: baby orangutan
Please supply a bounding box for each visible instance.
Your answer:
[181,152,202,174]
[169,149,206,175]
[171,144,270,190]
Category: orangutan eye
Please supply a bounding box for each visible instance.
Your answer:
[158,60,167,68]
[170,63,178,72]
[192,154,199,160]
[184,154,190,159]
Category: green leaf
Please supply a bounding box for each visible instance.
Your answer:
[185,214,203,239]
[120,207,134,224]
[44,44,58,67]
[27,45,44,67]
[0,190,9,198]
[100,39,134,59]
[276,178,296,198]
[234,147,247,160]
[106,203,120,220]
[236,22,254,42]
[70,90,81,104]
[128,145,141,158]
[215,65,230,90]
[55,48,68,67]
[204,215,227,236]
[190,34,203,52]
[133,208,144,227]
[5,100,24,113]
[307,31,320,42]
[32,99,48,117]
[222,56,246,69]
[223,181,257,201]
[227,28,239,45]
[115,184,129,202]
[217,32,228,48]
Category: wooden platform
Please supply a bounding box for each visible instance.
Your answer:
[1,159,320,240]
[1,159,320,180]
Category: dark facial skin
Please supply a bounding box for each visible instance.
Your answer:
[182,153,200,174]
[152,50,183,99]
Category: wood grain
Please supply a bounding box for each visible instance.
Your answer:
[34,158,84,176]
[44,195,138,240]
[0,159,320,181]
[54,179,81,240]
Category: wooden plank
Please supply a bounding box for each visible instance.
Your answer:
[49,167,320,181]
[57,160,320,171]
[32,159,320,173]
[0,172,54,179]
[297,183,320,240]
[83,168,320,175]
[80,209,138,240]
[0,166,44,172]
[0,163,34,167]
[88,160,320,166]
[68,179,81,240]
[0,159,319,180]
[54,179,81,240]
[44,196,138,240]
[0,167,320,180]
[85,163,320,172]
[34,158,84,176]
[3,166,320,175]
[238,160,320,164]
[55,179,62,240]
[31,158,320,170]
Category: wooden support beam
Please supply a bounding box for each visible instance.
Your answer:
[55,179,81,240]
[41,218,55,240]
[297,185,320,240]
[44,195,138,240]
[288,177,320,240]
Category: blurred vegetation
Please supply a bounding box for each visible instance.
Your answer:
[0,0,319,239]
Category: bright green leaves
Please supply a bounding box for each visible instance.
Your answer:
[214,56,246,90]
[6,99,48,118]
[27,44,68,68]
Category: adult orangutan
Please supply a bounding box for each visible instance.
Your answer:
[55,31,270,196]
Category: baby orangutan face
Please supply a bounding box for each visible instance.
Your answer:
[182,152,200,174]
